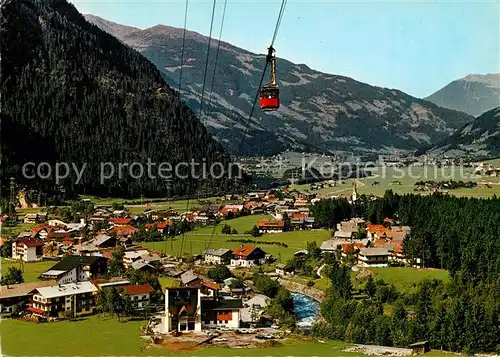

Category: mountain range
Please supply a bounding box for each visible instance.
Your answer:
[425,74,500,117]
[84,15,474,158]
[427,107,500,160]
[1,0,236,198]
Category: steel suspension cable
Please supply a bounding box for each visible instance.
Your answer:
[206,0,228,113]
[178,0,189,93]
[198,0,218,121]
[180,0,218,257]
[271,0,287,47]
[207,0,287,250]
[234,0,287,156]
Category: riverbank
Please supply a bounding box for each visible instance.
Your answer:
[279,277,326,302]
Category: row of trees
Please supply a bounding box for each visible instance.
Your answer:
[310,190,500,285]
[313,259,499,353]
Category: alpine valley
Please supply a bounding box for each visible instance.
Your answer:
[85,15,474,157]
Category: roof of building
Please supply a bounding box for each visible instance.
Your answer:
[111,225,139,236]
[124,250,149,260]
[109,217,134,225]
[42,255,105,275]
[294,249,309,256]
[130,260,155,270]
[320,239,344,251]
[93,234,114,246]
[203,248,232,257]
[276,263,287,269]
[92,278,130,288]
[334,231,354,238]
[256,220,285,228]
[233,245,263,257]
[0,280,56,299]
[41,270,68,277]
[245,294,270,308]
[201,280,220,290]
[121,284,154,295]
[180,270,200,285]
[18,238,44,247]
[35,281,98,299]
[217,298,243,309]
[359,248,391,257]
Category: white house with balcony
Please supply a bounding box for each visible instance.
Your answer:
[12,238,44,262]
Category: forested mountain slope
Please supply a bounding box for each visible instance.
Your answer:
[427,107,500,160]
[1,0,236,198]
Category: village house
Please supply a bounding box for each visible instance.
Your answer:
[193,213,210,225]
[164,287,202,333]
[334,230,355,240]
[23,213,47,224]
[230,245,266,267]
[92,278,130,291]
[111,224,139,238]
[0,280,56,315]
[108,217,134,227]
[219,205,244,217]
[39,255,108,284]
[340,242,365,259]
[122,249,150,269]
[180,270,202,287]
[357,248,392,267]
[203,248,233,265]
[144,221,172,233]
[12,238,44,262]
[240,294,270,325]
[256,219,285,234]
[121,284,154,309]
[201,298,242,330]
[293,249,309,260]
[29,281,98,320]
[275,263,295,276]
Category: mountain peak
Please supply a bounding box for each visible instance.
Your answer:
[425,73,500,117]
[461,73,500,88]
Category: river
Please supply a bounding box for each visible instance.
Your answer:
[291,292,320,330]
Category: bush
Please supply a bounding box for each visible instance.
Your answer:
[306,280,315,287]
[207,264,232,282]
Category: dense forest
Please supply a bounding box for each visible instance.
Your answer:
[310,191,499,353]
[0,0,241,199]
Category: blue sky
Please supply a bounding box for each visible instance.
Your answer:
[71,0,499,98]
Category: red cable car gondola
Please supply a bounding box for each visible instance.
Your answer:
[259,46,279,111]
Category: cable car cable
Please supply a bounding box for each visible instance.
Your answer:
[271,0,287,47]
[207,0,288,250]
[206,0,228,113]
[178,0,189,93]
[204,0,229,252]
[180,0,218,257]
[234,0,287,156]
[198,0,218,121]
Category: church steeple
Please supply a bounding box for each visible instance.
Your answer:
[352,180,359,202]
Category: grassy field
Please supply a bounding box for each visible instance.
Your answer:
[0,315,456,357]
[292,166,500,198]
[0,258,54,283]
[140,215,331,261]
[299,266,450,293]
[356,267,450,291]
